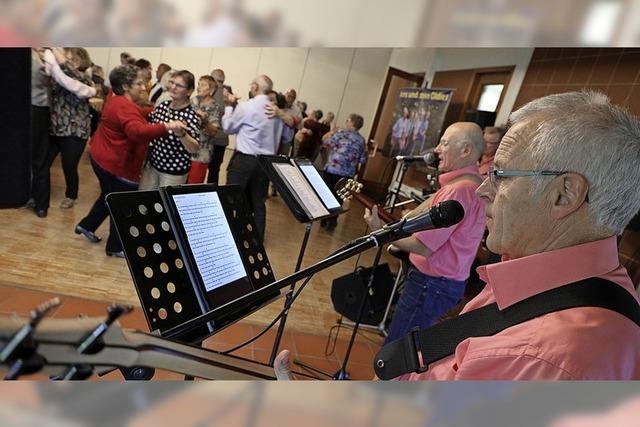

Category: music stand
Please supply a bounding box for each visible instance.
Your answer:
[257,155,343,365]
[106,185,282,378]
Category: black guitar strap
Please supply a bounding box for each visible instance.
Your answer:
[374,277,640,380]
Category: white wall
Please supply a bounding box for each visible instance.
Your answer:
[84,47,533,137]
[85,47,391,137]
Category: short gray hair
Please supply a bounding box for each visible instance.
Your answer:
[109,64,138,95]
[509,91,640,235]
[253,75,273,94]
[211,68,225,84]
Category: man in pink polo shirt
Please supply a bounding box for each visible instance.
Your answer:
[375,121,487,344]
[402,91,640,380]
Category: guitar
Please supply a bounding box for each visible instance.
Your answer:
[335,178,412,268]
[0,299,275,380]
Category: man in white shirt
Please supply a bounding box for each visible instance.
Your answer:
[222,74,284,239]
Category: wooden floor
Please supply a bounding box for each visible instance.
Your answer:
[0,149,399,340]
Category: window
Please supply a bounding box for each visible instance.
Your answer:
[476,84,504,112]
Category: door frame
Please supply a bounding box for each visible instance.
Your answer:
[463,65,515,120]
[368,67,425,144]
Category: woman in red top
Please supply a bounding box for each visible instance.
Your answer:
[75,64,186,258]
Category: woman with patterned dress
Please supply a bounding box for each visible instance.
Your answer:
[139,70,201,190]
[48,48,95,209]
[188,75,221,183]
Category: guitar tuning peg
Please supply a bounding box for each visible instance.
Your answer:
[0,297,60,380]
[76,304,133,355]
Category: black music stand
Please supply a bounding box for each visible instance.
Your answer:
[106,185,281,378]
[258,155,342,365]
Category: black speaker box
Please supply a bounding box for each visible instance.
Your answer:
[330,263,395,326]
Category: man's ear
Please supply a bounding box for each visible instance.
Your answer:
[461,142,474,159]
[550,173,589,220]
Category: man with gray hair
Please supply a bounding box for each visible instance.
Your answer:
[398,91,640,380]
[365,121,487,344]
[222,74,285,239]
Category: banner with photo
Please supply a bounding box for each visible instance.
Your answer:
[383,87,453,158]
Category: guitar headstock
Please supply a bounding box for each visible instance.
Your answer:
[0,299,275,380]
[335,178,363,201]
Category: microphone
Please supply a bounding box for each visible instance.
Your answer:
[396,150,439,167]
[368,200,464,245]
[395,154,430,163]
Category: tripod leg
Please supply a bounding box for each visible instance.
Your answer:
[377,263,405,336]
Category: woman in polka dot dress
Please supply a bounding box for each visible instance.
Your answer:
[139,70,201,190]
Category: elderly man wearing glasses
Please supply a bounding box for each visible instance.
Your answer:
[395,91,640,380]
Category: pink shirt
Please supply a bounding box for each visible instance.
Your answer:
[478,154,494,177]
[409,165,486,281]
[403,237,640,380]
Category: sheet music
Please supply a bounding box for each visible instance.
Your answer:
[298,164,341,210]
[172,192,246,292]
[273,163,329,219]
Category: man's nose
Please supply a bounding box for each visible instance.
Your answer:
[477,177,495,201]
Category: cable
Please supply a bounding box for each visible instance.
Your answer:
[221,273,315,355]
[221,236,375,355]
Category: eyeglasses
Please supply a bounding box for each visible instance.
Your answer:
[487,167,564,187]
[169,80,188,90]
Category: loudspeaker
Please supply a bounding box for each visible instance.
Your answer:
[330,263,395,326]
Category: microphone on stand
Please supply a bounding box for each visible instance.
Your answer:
[367,200,464,246]
[396,150,439,167]
[395,154,430,163]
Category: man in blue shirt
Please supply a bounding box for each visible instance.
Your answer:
[321,113,367,230]
[222,74,284,239]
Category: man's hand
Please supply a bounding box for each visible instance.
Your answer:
[224,93,239,107]
[265,102,281,119]
[364,205,384,231]
[51,47,67,65]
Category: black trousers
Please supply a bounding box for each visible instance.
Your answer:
[78,157,137,253]
[30,106,50,211]
[226,151,269,239]
[206,145,227,185]
[48,135,87,199]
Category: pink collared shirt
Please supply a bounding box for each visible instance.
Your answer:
[403,237,640,380]
[409,165,486,281]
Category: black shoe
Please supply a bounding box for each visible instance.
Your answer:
[35,209,47,218]
[106,250,125,258]
[75,225,102,243]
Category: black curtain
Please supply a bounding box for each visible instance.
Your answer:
[0,48,31,208]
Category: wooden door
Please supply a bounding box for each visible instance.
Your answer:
[361,67,424,200]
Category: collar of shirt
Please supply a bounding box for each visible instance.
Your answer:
[438,164,481,186]
[477,236,621,310]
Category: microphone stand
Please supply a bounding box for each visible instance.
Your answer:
[388,160,410,215]
[294,246,385,380]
